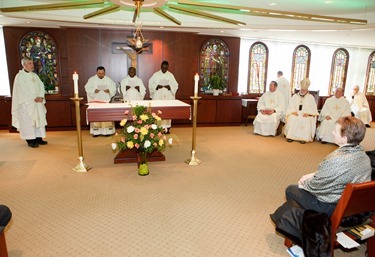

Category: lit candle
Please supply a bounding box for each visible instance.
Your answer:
[73,72,79,95]
[194,73,199,95]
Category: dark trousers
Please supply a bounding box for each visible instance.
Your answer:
[0,205,12,227]
[285,185,336,216]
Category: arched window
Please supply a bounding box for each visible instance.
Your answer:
[19,31,59,94]
[199,38,229,92]
[329,48,349,95]
[291,45,311,91]
[365,51,375,95]
[248,42,268,94]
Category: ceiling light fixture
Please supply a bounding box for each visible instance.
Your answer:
[177,0,367,25]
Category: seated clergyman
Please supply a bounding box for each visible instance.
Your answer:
[316,87,351,144]
[253,81,285,136]
[284,78,319,144]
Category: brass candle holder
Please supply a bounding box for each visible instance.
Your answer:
[70,93,91,172]
[185,93,202,165]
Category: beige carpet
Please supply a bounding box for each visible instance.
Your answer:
[0,124,374,257]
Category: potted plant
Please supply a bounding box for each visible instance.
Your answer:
[208,73,226,96]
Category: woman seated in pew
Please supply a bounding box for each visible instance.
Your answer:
[282,116,371,216]
[271,116,372,245]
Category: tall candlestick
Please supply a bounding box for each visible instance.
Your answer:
[73,72,79,96]
[194,73,199,95]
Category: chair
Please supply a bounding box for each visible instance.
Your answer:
[283,181,375,257]
[0,227,8,257]
[294,89,320,106]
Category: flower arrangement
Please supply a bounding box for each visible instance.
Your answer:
[112,105,173,175]
[113,105,170,153]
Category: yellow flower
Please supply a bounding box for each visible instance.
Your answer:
[140,127,148,135]
[140,114,148,121]
[127,141,134,149]
[158,139,164,146]
[120,119,127,126]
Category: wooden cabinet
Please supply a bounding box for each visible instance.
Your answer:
[0,96,11,130]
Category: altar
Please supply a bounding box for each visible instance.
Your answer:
[86,100,191,164]
[86,100,191,122]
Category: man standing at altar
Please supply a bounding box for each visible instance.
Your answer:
[284,78,319,143]
[120,67,146,101]
[351,85,372,128]
[85,66,117,137]
[11,57,48,148]
[253,81,285,136]
[316,87,351,144]
[148,61,179,134]
[276,71,291,117]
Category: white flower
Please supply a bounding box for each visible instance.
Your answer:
[111,143,117,150]
[151,124,157,130]
[127,126,135,133]
[144,140,151,148]
[168,138,173,145]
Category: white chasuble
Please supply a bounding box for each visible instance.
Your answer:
[316,96,351,143]
[253,90,285,136]
[285,93,318,142]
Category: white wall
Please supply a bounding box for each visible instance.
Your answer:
[0,27,10,96]
[238,38,374,97]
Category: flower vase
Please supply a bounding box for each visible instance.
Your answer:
[137,152,149,176]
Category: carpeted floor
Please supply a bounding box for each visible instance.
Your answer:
[0,124,374,257]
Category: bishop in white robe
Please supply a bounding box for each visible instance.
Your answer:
[284,79,319,143]
[351,85,372,127]
[148,61,178,131]
[316,88,351,144]
[85,66,117,136]
[253,81,285,136]
[11,57,48,148]
[120,67,146,101]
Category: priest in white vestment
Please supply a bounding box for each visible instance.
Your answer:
[120,67,146,101]
[253,81,285,136]
[85,66,117,136]
[276,71,291,118]
[284,78,319,143]
[316,88,351,144]
[12,57,48,148]
[148,61,179,133]
[351,85,372,128]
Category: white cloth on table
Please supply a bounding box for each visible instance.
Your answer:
[253,90,285,136]
[316,96,351,143]
[285,93,318,142]
[120,75,146,101]
[351,92,372,125]
[11,69,47,140]
[84,75,117,135]
[148,70,179,128]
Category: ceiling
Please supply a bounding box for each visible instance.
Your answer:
[1,0,375,48]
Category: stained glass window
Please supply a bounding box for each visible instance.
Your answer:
[200,38,229,92]
[19,31,59,94]
[329,48,349,95]
[248,42,268,94]
[291,45,310,91]
[365,51,375,95]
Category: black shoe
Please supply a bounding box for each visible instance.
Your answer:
[26,139,39,148]
[321,141,327,144]
[93,135,99,138]
[300,141,306,144]
[365,124,371,128]
[36,137,48,145]
[287,139,293,143]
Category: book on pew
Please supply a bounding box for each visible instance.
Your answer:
[287,245,305,257]
[346,224,374,240]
